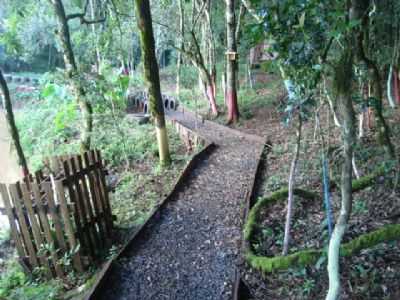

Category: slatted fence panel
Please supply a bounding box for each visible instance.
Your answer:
[0,150,113,279]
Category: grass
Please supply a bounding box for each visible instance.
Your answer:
[0,260,62,300]
[4,71,192,299]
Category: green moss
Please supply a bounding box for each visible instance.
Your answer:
[246,249,323,273]
[243,188,318,241]
[341,224,400,256]
[243,168,399,274]
[245,223,400,274]
[351,167,385,192]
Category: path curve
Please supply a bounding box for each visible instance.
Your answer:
[100,110,264,300]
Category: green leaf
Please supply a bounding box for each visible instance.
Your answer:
[41,84,56,98]
[299,12,306,28]
[72,0,84,8]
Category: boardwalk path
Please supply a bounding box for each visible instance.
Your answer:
[100,110,264,300]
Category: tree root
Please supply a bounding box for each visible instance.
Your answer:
[244,168,398,274]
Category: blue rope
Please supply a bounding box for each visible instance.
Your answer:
[322,153,333,239]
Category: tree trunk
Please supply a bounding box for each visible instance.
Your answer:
[394,67,400,104]
[225,0,239,123]
[204,0,217,100]
[354,2,395,159]
[176,0,184,99]
[0,69,29,177]
[89,0,101,73]
[326,50,356,300]
[387,65,396,108]
[282,115,302,256]
[240,0,261,23]
[234,3,246,90]
[135,0,171,166]
[49,0,93,152]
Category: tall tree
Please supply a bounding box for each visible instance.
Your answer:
[48,0,95,152]
[326,46,356,300]
[0,69,29,177]
[353,1,396,159]
[176,0,185,99]
[134,0,171,166]
[282,114,302,255]
[175,1,218,116]
[225,0,239,123]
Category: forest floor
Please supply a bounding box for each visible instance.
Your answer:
[98,110,264,300]
[226,76,400,299]
[2,69,400,299]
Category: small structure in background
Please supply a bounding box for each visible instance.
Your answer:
[126,90,179,124]
[249,41,277,68]
[0,150,113,279]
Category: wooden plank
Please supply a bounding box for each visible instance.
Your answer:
[73,155,99,256]
[95,150,112,219]
[68,158,96,259]
[77,155,103,250]
[31,183,64,278]
[92,150,113,231]
[0,184,26,258]
[9,184,39,270]
[63,160,90,259]
[83,152,109,247]
[54,180,84,272]
[20,184,52,279]
[42,182,67,251]
[88,151,111,236]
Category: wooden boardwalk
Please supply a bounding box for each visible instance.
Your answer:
[99,110,264,299]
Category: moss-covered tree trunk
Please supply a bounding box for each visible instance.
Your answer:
[134,0,171,166]
[49,0,93,152]
[0,69,29,177]
[326,49,356,300]
[225,0,240,123]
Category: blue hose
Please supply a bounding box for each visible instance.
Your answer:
[322,153,333,239]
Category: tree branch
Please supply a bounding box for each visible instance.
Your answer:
[66,0,106,24]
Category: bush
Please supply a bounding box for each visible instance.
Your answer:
[0,260,62,300]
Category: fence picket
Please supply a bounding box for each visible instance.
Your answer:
[63,160,90,259]
[9,184,39,269]
[54,180,84,272]
[84,152,109,245]
[31,183,64,278]
[0,184,26,258]
[92,150,113,232]
[43,182,67,251]
[68,158,96,259]
[0,149,112,279]
[77,155,103,250]
[20,184,52,279]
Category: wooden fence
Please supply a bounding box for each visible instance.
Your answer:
[0,150,113,279]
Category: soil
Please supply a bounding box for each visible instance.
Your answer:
[233,79,400,299]
[99,110,264,300]
[252,183,400,257]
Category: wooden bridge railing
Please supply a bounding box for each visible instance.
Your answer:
[0,150,113,279]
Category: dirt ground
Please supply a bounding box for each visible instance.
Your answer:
[231,78,400,299]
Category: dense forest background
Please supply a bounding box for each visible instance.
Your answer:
[1,0,400,299]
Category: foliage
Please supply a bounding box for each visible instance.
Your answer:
[0,260,62,300]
